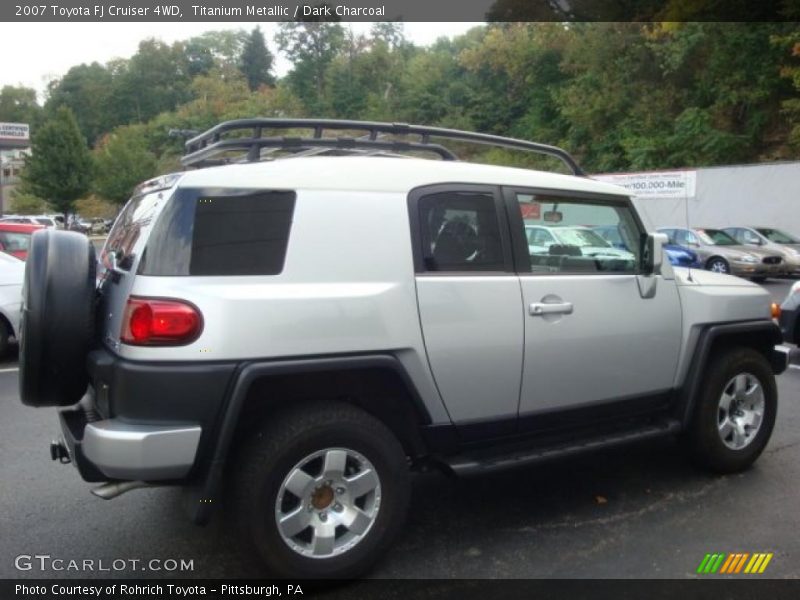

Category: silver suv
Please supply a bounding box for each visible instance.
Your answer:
[18,119,788,579]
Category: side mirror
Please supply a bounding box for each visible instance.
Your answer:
[643,232,667,275]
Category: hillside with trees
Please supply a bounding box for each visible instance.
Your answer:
[1,22,798,212]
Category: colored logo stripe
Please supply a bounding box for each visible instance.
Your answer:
[697,553,727,574]
[699,552,773,574]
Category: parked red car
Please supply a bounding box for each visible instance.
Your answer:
[0,223,45,260]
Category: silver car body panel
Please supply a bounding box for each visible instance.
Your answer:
[671,267,772,386]
[518,274,683,414]
[82,420,201,480]
[415,276,524,423]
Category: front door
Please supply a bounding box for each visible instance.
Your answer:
[506,189,682,419]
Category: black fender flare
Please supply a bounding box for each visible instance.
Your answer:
[675,320,784,428]
[193,353,430,524]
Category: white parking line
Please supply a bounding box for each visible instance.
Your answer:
[0,367,19,373]
[790,364,800,371]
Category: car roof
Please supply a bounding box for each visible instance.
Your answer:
[177,156,630,197]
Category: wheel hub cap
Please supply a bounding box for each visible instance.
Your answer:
[311,485,334,510]
[717,372,765,451]
[275,448,382,559]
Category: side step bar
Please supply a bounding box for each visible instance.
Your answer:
[445,419,681,476]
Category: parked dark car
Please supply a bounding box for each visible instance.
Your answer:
[591,225,702,268]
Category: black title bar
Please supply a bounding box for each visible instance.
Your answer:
[2,0,799,22]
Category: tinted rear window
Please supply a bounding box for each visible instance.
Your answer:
[139,189,296,276]
[103,192,162,270]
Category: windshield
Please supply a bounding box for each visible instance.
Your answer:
[553,227,611,248]
[756,228,799,243]
[696,229,738,246]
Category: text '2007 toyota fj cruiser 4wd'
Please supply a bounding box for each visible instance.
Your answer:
[20,119,788,578]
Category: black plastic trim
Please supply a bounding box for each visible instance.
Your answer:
[675,320,785,427]
[419,390,675,455]
[195,353,432,524]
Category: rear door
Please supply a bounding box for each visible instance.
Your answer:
[505,189,682,419]
[409,184,523,435]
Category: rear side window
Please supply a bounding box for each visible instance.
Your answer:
[416,191,505,272]
[139,189,296,276]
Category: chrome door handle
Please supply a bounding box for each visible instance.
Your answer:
[529,302,574,316]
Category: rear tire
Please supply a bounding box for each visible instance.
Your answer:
[230,401,410,578]
[751,276,767,283]
[689,347,776,474]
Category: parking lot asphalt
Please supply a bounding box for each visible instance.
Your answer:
[0,279,797,580]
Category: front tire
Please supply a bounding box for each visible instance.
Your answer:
[689,347,777,474]
[230,402,410,578]
[706,257,730,274]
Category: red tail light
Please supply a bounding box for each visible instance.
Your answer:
[120,297,203,346]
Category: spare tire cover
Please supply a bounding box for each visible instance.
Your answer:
[19,229,97,407]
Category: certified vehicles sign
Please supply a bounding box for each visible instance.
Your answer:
[0,122,30,142]
[593,170,697,199]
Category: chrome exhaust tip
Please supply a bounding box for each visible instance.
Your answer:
[91,480,154,500]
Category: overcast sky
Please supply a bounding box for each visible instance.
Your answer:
[1,22,480,102]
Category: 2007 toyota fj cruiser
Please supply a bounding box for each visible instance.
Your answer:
[19,119,788,578]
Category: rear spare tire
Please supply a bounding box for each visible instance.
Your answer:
[19,229,97,407]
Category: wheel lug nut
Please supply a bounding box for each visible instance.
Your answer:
[333,503,342,512]
[319,512,327,521]
[336,487,345,495]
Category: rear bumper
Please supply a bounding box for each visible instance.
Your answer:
[82,420,201,480]
[58,405,201,481]
[57,346,237,483]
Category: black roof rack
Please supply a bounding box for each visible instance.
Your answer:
[181,118,584,176]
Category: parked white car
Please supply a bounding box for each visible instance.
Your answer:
[525,224,636,261]
[0,250,24,356]
[0,215,58,228]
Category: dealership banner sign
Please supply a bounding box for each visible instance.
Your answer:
[592,170,697,199]
[0,123,30,142]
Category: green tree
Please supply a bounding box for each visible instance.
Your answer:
[93,124,157,204]
[110,39,192,125]
[21,106,93,218]
[186,30,249,70]
[240,27,276,90]
[775,30,800,151]
[9,188,50,215]
[45,63,114,144]
[0,86,41,126]
[277,21,345,113]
